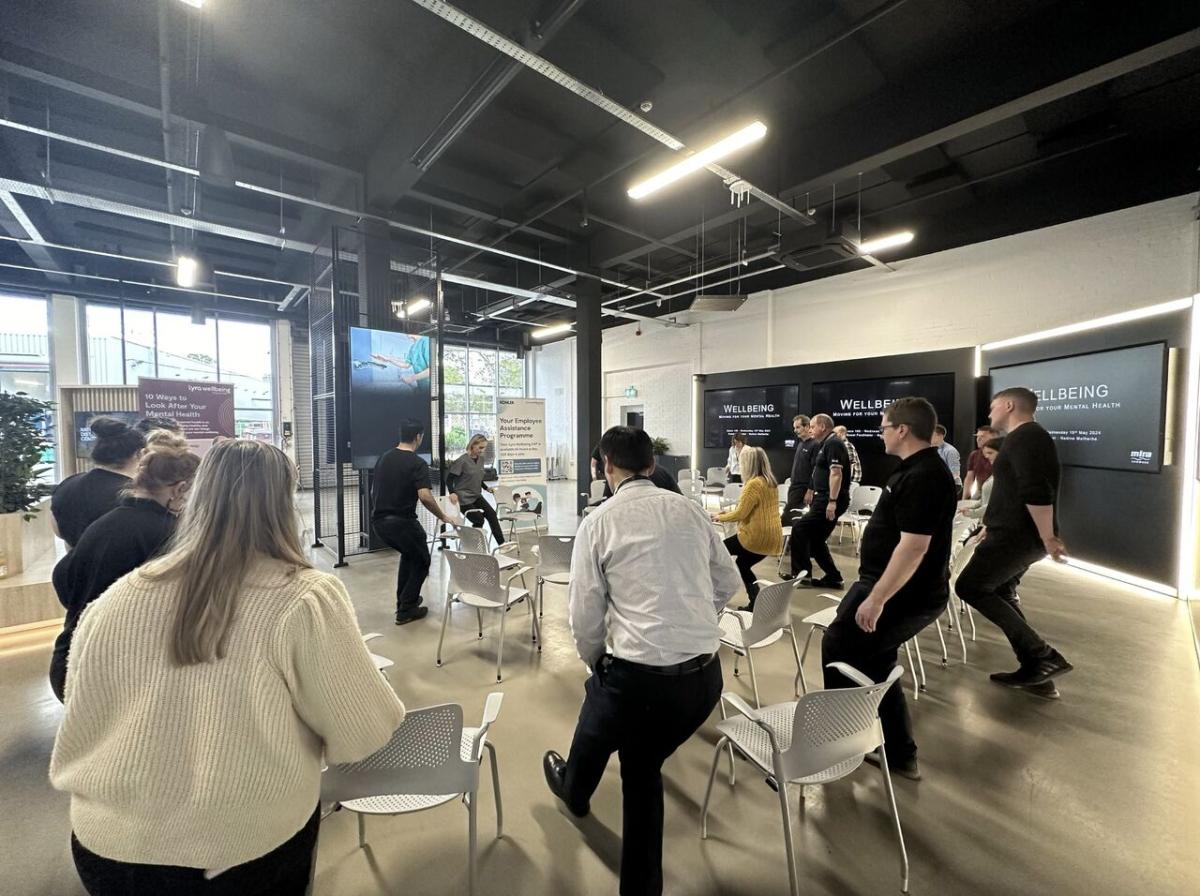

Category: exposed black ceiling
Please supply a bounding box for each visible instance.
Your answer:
[0,0,1197,339]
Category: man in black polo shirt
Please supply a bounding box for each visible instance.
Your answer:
[372,418,455,625]
[821,397,957,781]
[955,386,1072,695]
[785,414,850,587]
[780,415,814,534]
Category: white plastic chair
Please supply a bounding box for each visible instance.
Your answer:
[699,665,909,895]
[834,485,882,554]
[681,479,707,506]
[361,633,394,678]
[800,597,925,701]
[719,482,743,510]
[430,496,483,552]
[437,551,538,682]
[718,580,806,706]
[579,479,606,511]
[321,694,504,896]
[702,466,727,494]
[678,468,703,485]
[530,534,574,618]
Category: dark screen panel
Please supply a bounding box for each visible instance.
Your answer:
[703,385,800,450]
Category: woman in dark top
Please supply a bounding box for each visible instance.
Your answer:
[51,417,146,549]
[49,447,199,701]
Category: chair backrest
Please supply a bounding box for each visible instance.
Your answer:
[682,480,706,504]
[537,534,575,575]
[777,482,789,504]
[848,485,883,514]
[589,480,607,501]
[741,580,794,644]
[722,483,743,503]
[705,466,727,485]
[453,525,490,554]
[950,532,981,581]
[321,703,476,801]
[780,664,903,780]
[445,550,504,601]
[678,468,695,482]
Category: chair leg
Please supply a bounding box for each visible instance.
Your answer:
[732,652,740,677]
[877,750,911,893]
[744,646,761,709]
[913,638,928,690]
[484,741,503,838]
[966,604,977,641]
[777,779,800,896]
[800,625,818,668]
[531,603,542,652]
[436,594,453,667]
[357,812,366,849]
[476,608,484,640]
[467,788,479,896]
[787,626,806,696]
[537,578,544,618]
[934,618,948,667]
[495,606,508,682]
[903,642,919,701]
[700,738,726,840]
[717,700,736,786]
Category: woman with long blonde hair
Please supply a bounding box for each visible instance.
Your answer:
[446,432,506,545]
[51,440,404,895]
[713,445,782,610]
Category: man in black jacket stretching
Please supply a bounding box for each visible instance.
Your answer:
[955,386,1073,698]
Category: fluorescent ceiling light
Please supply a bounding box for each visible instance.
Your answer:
[531,323,573,341]
[857,231,914,255]
[178,0,204,8]
[981,297,1193,351]
[395,297,432,318]
[175,254,200,289]
[628,121,767,200]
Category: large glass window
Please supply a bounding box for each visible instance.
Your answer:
[85,303,275,442]
[0,294,54,475]
[442,344,524,464]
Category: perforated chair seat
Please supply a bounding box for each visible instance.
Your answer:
[342,727,483,815]
[716,704,867,785]
[719,610,785,650]
[459,587,530,610]
[802,606,839,628]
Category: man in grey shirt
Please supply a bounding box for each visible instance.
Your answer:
[446,434,505,545]
[543,426,740,896]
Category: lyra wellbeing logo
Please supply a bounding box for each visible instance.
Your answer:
[1129,450,1152,465]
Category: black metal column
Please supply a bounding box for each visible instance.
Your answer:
[575,261,602,514]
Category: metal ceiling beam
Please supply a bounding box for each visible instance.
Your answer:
[406,188,574,245]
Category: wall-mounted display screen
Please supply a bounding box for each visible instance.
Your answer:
[74,411,142,460]
[989,342,1166,473]
[703,385,799,449]
[349,327,433,469]
[811,372,956,461]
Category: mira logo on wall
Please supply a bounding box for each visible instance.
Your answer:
[1130,450,1153,465]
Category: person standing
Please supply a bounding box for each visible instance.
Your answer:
[713,446,782,610]
[372,418,456,625]
[955,387,1072,694]
[932,425,962,496]
[833,424,863,490]
[786,414,849,587]
[446,434,506,546]
[962,425,999,499]
[780,415,815,527]
[960,437,1003,521]
[51,417,146,549]
[543,426,740,896]
[49,447,199,701]
[50,441,405,895]
[725,433,747,484]
[820,398,957,781]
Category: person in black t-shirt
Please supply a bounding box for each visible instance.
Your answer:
[371,418,455,624]
[821,398,957,780]
[785,414,850,586]
[52,417,146,549]
[49,447,199,701]
[780,415,814,526]
[955,387,1072,695]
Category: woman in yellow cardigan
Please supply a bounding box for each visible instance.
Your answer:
[712,446,782,610]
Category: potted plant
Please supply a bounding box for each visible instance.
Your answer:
[0,391,54,579]
[650,436,670,457]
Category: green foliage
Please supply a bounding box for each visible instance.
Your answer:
[498,356,523,388]
[0,392,54,518]
[445,424,468,454]
[650,436,670,456]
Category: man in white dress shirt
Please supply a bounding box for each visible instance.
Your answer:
[543,426,741,896]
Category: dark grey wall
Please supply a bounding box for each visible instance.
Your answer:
[699,346,978,486]
[984,310,1188,586]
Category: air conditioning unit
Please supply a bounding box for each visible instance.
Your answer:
[688,293,748,312]
[773,221,862,272]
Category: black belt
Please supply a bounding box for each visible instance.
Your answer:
[609,653,718,676]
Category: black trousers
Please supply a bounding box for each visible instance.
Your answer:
[461,495,505,545]
[789,499,846,580]
[724,534,765,605]
[563,655,723,896]
[955,533,1049,664]
[821,582,946,762]
[372,515,430,614]
[71,807,320,896]
[780,484,809,528]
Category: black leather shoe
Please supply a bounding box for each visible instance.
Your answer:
[543,751,588,817]
[811,575,845,589]
[990,648,1072,687]
[394,606,429,625]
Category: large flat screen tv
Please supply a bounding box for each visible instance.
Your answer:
[811,372,956,477]
[704,385,800,450]
[348,327,433,469]
[989,342,1166,472]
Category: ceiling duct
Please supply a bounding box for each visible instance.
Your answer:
[687,294,748,313]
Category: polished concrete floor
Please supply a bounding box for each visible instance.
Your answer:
[2,482,1199,895]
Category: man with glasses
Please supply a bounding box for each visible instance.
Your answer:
[820,398,957,780]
